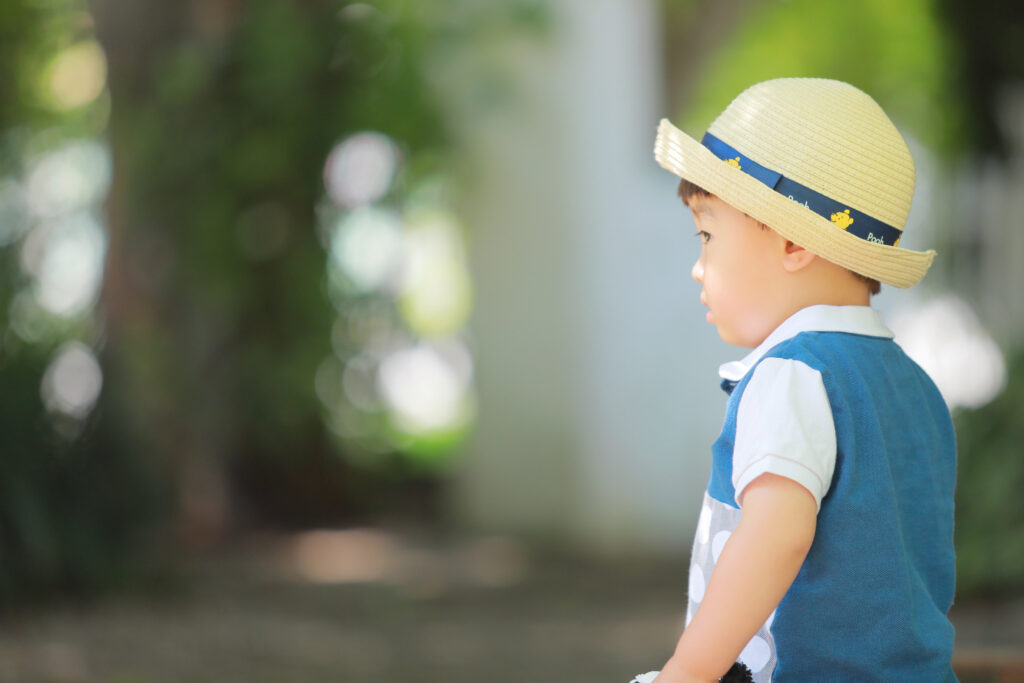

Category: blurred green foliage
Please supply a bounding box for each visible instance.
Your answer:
[934,0,1024,159]
[0,0,164,606]
[95,0,543,529]
[96,0,462,529]
[672,0,958,156]
[666,0,1024,163]
[0,1,105,146]
[953,350,1024,597]
[0,0,544,604]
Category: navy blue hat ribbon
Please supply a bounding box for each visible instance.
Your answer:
[701,132,903,247]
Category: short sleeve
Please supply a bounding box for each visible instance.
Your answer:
[732,357,836,510]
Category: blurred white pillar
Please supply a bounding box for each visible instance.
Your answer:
[452,0,731,553]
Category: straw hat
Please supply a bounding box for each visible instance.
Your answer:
[654,78,934,288]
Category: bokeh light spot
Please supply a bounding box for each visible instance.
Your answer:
[328,206,403,293]
[397,210,472,336]
[324,132,398,208]
[377,342,473,435]
[45,41,108,110]
[41,341,103,420]
[891,295,1007,410]
[25,212,108,317]
[342,352,384,413]
[25,139,112,219]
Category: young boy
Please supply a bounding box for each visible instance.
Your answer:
[631,79,957,681]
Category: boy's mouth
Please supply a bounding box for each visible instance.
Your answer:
[696,294,712,323]
[700,296,712,322]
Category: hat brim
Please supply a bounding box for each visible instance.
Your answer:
[654,118,934,288]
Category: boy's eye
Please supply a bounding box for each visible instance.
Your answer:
[695,230,711,244]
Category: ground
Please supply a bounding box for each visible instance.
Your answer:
[1,530,1022,682]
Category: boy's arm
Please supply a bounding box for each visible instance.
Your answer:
[657,473,818,683]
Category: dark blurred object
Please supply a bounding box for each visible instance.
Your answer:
[721,661,754,682]
[935,0,1024,160]
[953,347,1024,597]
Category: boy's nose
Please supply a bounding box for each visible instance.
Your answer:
[691,257,704,283]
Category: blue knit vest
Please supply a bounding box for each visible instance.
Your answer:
[707,330,957,681]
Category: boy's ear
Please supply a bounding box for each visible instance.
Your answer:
[781,239,817,273]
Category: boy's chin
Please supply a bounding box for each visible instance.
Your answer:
[715,325,760,349]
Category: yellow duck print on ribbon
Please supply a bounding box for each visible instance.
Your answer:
[725,157,742,169]
[830,208,854,230]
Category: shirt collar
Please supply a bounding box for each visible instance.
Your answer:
[718,305,894,382]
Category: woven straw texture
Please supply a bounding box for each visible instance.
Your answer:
[654,78,935,288]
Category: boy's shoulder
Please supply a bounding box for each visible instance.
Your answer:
[727,304,897,377]
[742,330,909,392]
[760,326,900,366]
[753,329,945,407]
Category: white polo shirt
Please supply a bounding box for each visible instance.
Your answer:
[718,305,894,510]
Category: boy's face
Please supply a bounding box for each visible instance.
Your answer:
[689,195,787,348]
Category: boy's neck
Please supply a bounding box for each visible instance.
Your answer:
[787,287,871,312]
[784,260,872,310]
[763,271,872,346]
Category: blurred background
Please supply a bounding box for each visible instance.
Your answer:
[1,0,1023,680]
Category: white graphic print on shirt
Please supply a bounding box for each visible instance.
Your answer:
[687,492,777,682]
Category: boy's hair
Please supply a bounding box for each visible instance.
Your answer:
[677,179,882,295]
